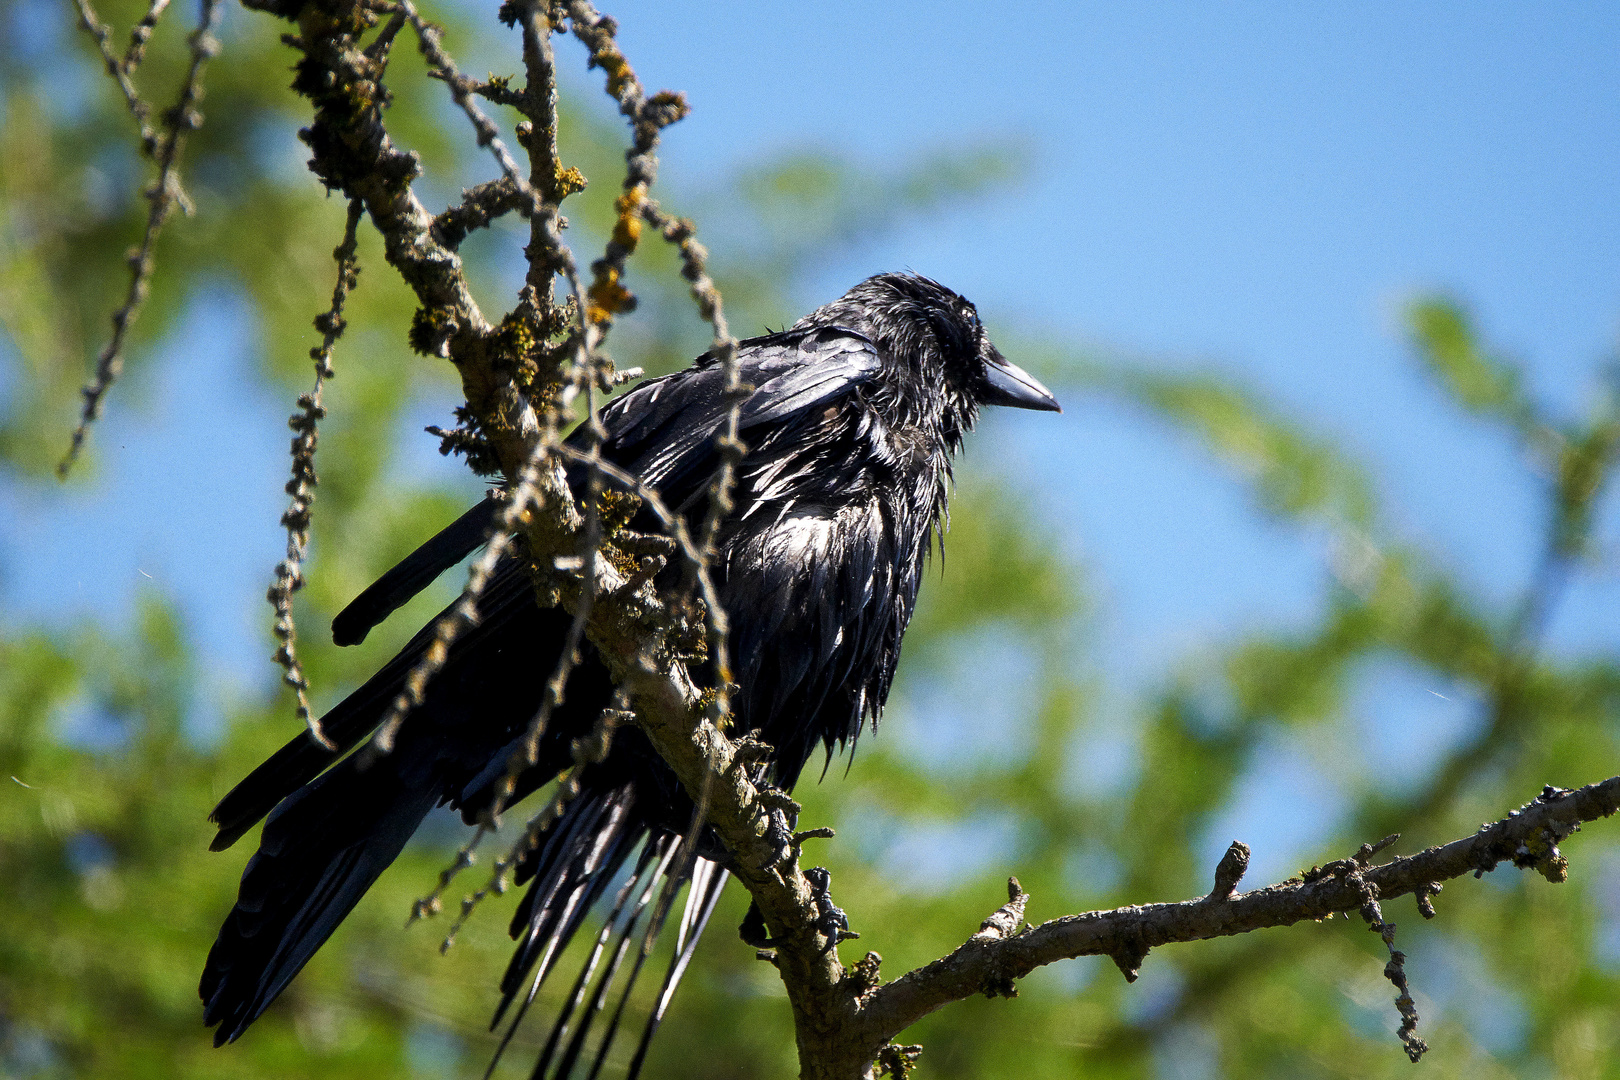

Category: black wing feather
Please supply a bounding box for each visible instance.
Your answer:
[208,562,539,851]
[331,495,499,646]
[600,328,882,504]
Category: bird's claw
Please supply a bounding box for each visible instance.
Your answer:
[805,866,858,949]
[758,806,795,871]
[752,777,801,871]
[730,733,774,766]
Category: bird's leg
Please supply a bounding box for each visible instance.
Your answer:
[755,790,800,871]
[804,866,859,951]
[740,862,859,955]
[736,752,801,871]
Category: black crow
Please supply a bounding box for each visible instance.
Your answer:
[200,272,1060,1074]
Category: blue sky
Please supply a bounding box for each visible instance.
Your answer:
[5,2,1618,883]
[572,1,1620,653]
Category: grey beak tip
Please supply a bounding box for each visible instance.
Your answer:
[982,358,1063,413]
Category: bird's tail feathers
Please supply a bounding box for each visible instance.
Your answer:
[493,786,640,1026]
[200,754,439,1045]
[331,494,498,647]
[482,783,731,1080]
[528,838,669,1078]
[622,857,729,1079]
[540,847,726,1080]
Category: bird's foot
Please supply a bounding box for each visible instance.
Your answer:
[754,781,802,872]
[730,733,775,767]
[805,866,859,950]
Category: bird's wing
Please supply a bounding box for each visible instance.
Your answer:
[327,327,882,648]
[209,563,554,851]
[226,328,883,847]
[603,327,882,505]
[600,327,878,451]
[330,494,499,646]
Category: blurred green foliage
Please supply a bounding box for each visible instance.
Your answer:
[2,2,1618,1079]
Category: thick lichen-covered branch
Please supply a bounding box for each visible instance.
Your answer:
[254,0,558,484]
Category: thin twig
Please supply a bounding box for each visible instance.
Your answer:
[1330,840,1428,1062]
[268,199,363,751]
[60,0,223,477]
[73,0,160,153]
[406,5,621,891]
[432,177,525,250]
[362,6,407,62]
[516,0,566,295]
[563,0,690,327]
[423,328,610,918]
[401,0,540,215]
[366,0,594,762]
[639,202,745,940]
[122,0,173,76]
[532,0,744,946]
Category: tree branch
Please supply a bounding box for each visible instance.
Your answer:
[61,0,224,476]
[852,777,1618,1074]
[268,197,364,751]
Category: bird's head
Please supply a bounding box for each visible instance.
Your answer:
[800,273,1061,433]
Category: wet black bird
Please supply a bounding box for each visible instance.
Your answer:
[200,272,1060,1075]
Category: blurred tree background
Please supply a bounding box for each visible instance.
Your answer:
[1,2,1617,1078]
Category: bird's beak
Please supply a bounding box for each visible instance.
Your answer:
[981,354,1062,412]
